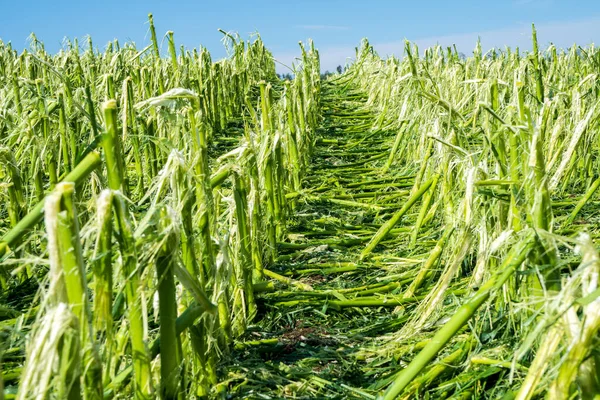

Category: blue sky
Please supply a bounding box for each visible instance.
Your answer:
[1,0,599,73]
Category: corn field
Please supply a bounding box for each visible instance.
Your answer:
[0,18,599,399]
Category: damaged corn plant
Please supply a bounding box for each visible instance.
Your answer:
[1,17,599,400]
[0,14,321,399]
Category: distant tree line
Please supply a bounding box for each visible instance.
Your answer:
[277,73,294,81]
[277,65,347,81]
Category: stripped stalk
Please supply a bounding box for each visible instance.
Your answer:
[361,177,436,260]
[381,233,534,399]
[102,100,153,398]
[45,182,103,399]
[156,207,182,399]
[92,190,114,383]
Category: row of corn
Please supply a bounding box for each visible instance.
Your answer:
[0,15,320,399]
[335,27,600,398]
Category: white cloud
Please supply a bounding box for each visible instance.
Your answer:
[275,16,600,73]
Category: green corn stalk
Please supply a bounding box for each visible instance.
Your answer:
[17,304,83,400]
[91,190,114,384]
[233,171,257,323]
[12,72,23,115]
[272,136,285,238]
[383,119,409,173]
[148,14,165,94]
[188,109,213,286]
[361,177,436,260]
[409,174,439,248]
[398,340,472,399]
[0,148,26,230]
[105,75,116,101]
[531,24,544,104]
[404,225,454,298]
[58,92,75,172]
[0,150,101,259]
[33,147,45,203]
[126,78,145,194]
[526,108,559,292]
[102,100,153,398]
[215,66,227,130]
[104,300,213,397]
[263,152,278,262]
[283,81,302,194]
[84,86,99,142]
[381,233,535,400]
[564,176,600,226]
[247,152,265,280]
[167,31,178,74]
[215,239,233,346]
[143,117,159,179]
[155,207,183,399]
[179,179,200,280]
[45,182,103,399]
[509,79,523,231]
